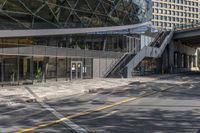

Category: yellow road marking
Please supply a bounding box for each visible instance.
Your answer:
[15,97,137,133]
[15,87,169,133]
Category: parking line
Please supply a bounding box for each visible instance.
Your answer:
[15,86,173,133]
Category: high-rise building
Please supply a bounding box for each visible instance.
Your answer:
[151,0,200,29]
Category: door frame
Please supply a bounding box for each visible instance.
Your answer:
[70,61,83,80]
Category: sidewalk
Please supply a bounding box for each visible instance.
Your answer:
[0,74,181,107]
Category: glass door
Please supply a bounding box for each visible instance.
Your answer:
[71,61,82,80]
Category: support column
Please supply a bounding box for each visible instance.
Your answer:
[17,55,20,85]
[187,55,189,68]
[1,57,3,87]
[42,57,49,83]
[103,36,107,51]
[56,57,58,81]
[194,56,197,67]
[191,56,193,68]
[31,56,34,83]
[65,57,68,81]
[17,43,19,85]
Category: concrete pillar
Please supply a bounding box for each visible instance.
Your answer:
[103,37,107,51]
[30,56,34,83]
[56,57,58,81]
[17,56,20,85]
[195,49,198,67]
[42,57,49,82]
[127,65,133,78]
[187,55,189,68]
[191,56,193,68]
[1,57,3,86]
[169,40,175,68]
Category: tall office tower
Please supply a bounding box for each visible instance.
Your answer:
[151,0,200,30]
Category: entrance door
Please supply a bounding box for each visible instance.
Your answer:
[71,61,82,80]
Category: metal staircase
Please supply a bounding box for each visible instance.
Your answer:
[104,53,135,78]
[126,29,174,78]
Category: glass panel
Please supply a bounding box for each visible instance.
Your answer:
[77,63,82,79]
[3,56,17,82]
[46,58,56,79]
[57,58,66,79]
[33,57,44,81]
[83,58,93,79]
[71,62,76,79]
[19,56,32,81]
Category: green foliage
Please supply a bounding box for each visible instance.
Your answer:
[35,68,43,81]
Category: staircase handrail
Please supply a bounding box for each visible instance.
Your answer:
[148,31,163,47]
[126,29,174,78]
[103,52,128,77]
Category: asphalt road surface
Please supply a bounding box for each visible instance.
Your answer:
[1,72,200,133]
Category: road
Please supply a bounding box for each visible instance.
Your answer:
[1,72,200,133]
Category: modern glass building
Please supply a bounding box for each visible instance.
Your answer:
[0,0,149,85]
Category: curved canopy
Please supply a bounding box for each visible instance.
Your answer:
[0,22,151,37]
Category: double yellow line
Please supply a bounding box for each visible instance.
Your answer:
[15,88,169,133]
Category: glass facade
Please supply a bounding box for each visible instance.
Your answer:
[0,35,127,84]
[0,0,147,85]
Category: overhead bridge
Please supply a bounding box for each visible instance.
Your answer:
[0,22,151,38]
[173,24,200,40]
[173,23,200,48]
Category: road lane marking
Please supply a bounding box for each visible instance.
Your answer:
[21,87,88,133]
[15,96,137,133]
[15,86,173,133]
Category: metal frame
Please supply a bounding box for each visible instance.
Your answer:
[71,61,83,80]
[0,0,144,29]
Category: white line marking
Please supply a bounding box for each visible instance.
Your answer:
[25,86,88,133]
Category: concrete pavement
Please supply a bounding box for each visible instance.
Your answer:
[0,72,200,133]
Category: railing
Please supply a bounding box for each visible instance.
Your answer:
[0,45,123,59]
[148,31,163,47]
[103,53,128,77]
[174,22,200,31]
[126,29,174,78]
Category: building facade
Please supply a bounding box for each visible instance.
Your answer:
[151,0,200,29]
[0,0,148,85]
